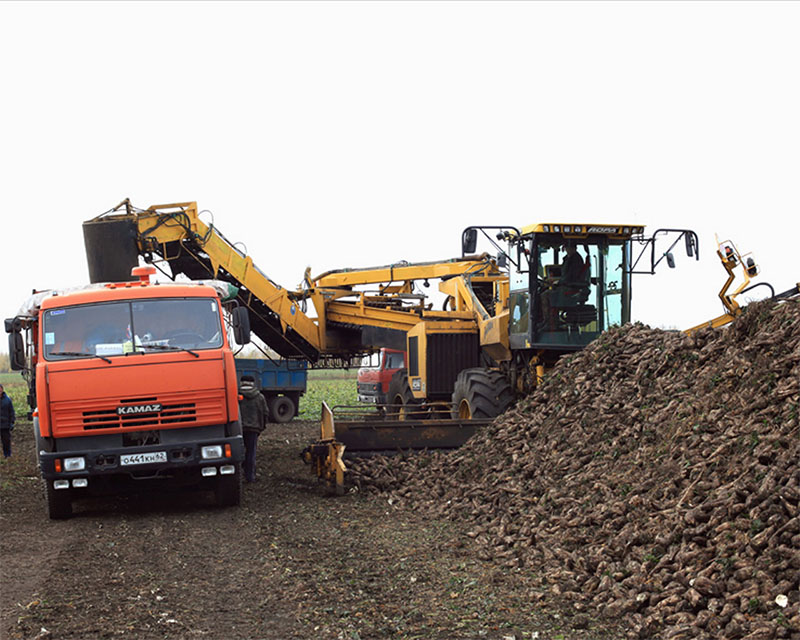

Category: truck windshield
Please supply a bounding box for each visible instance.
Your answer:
[43,298,224,361]
[385,351,405,369]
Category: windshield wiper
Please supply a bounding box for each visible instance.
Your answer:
[139,344,200,358]
[49,351,113,364]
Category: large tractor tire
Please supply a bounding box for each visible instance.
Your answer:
[386,369,421,420]
[44,480,73,520]
[268,395,296,423]
[451,368,514,420]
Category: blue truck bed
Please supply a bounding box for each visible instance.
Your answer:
[234,358,308,423]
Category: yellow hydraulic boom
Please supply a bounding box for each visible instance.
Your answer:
[83,200,504,365]
[685,237,798,335]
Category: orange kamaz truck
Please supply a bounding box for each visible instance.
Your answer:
[5,266,250,519]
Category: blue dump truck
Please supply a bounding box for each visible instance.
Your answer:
[234,358,308,423]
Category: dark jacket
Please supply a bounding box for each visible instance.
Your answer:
[0,392,15,430]
[239,384,268,433]
[561,250,587,285]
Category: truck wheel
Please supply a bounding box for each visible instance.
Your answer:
[386,370,421,420]
[451,368,514,420]
[44,480,73,520]
[216,466,242,507]
[268,396,295,423]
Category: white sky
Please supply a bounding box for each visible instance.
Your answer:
[2,1,799,352]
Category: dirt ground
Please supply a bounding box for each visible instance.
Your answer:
[1,419,620,640]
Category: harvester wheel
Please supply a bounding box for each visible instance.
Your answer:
[268,395,296,423]
[386,370,421,420]
[451,368,514,420]
[44,480,73,520]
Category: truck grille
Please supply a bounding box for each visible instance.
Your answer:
[49,390,227,434]
[83,401,197,430]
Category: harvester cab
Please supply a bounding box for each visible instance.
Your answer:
[464,224,700,358]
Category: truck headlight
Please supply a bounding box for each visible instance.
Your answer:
[63,456,86,471]
[201,445,223,460]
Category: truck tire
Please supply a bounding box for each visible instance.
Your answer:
[44,480,73,520]
[386,370,421,420]
[268,395,295,423]
[216,466,242,507]
[451,368,514,420]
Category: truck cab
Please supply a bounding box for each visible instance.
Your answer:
[5,267,248,519]
[357,348,407,404]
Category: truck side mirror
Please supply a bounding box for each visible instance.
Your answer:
[232,306,251,345]
[7,330,25,371]
[462,228,477,255]
[496,251,508,269]
[666,252,675,269]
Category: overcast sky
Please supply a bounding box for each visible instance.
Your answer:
[2,1,798,352]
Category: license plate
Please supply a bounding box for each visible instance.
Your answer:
[120,451,167,466]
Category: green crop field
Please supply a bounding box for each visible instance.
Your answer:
[0,372,27,414]
[306,369,360,380]
[297,370,358,420]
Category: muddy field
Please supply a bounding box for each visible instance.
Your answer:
[1,418,619,640]
[3,301,797,640]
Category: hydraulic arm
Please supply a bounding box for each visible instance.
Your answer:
[83,200,504,365]
[685,237,799,335]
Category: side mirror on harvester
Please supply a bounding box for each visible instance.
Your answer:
[462,228,478,255]
[685,233,696,258]
[231,306,251,345]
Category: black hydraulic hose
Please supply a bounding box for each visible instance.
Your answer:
[741,282,775,299]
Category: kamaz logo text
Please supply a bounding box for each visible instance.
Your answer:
[117,404,162,415]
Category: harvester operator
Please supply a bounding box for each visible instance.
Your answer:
[540,242,589,329]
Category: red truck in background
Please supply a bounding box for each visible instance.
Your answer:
[357,348,407,404]
[5,266,251,519]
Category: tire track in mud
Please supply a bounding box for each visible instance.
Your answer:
[1,458,77,635]
[2,420,619,640]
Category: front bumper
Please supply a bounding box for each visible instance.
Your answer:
[39,435,245,481]
[358,393,387,404]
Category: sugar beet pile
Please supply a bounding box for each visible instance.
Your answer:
[349,300,800,639]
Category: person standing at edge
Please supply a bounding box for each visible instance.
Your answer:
[0,384,16,458]
[238,375,268,483]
